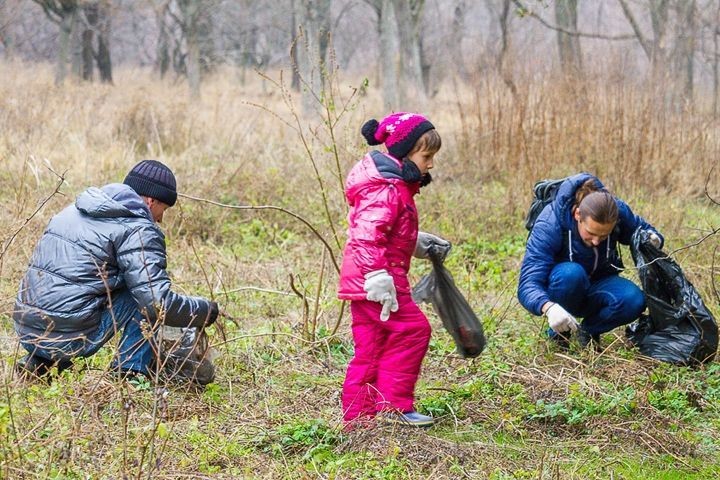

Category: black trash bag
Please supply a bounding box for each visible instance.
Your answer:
[626,229,718,365]
[157,326,217,385]
[412,247,486,358]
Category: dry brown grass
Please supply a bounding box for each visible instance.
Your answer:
[1,61,719,478]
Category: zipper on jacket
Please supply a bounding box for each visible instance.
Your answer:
[591,247,599,275]
[606,237,610,259]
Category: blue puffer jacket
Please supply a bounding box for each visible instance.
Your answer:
[517,173,662,316]
[14,183,211,340]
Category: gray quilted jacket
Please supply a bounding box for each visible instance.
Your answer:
[14,183,211,340]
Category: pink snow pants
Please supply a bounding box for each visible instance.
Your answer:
[341,294,431,421]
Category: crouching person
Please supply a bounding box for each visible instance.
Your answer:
[518,173,663,350]
[13,160,218,384]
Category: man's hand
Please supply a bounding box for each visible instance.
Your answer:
[205,301,219,327]
[414,232,451,261]
[363,269,399,321]
[545,303,579,333]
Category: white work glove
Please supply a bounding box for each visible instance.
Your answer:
[648,231,662,249]
[363,269,399,321]
[414,231,452,261]
[545,303,579,333]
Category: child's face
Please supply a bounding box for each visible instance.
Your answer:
[407,148,436,175]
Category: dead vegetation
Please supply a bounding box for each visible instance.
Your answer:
[0,63,719,478]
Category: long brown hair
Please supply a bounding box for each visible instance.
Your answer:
[575,179,618,225]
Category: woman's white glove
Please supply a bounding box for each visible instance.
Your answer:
[648,231,662,249]
[363,269,399,321]
[545,303,579,333]
[414,231,452,261]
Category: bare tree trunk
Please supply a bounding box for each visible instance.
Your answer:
[293,0,331,114]
[56,9,73,85]
[647,0,669,101]
[554,0,582,76]
[81,3,95,81]
[378,0,400,109]
[618,0,669,103]
[449,1,468,82]
[290,0,300,91]
[156,2,171,78]
[70,7,83,79]
[363,0,381,94]
[674,0,696,105]
[714,3,720,116]
[497,0,517,95]
[31,0,81,85]
[0,0,14,59]
[395,0,426,106]
[91,0,112,83]
[178,0,201,99]
[197,3,214,73]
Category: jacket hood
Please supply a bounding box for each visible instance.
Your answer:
[75,183,153,220]
[552,173,606,229]
[345,151,415,202]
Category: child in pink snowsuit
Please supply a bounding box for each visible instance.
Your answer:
[338,112,450,428]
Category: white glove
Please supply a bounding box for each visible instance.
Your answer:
[545,303,579,333]
[648,232,662,249]
[414,231,452,261]
[363,269,399,321]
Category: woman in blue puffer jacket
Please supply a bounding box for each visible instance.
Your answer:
[517,173,663,348]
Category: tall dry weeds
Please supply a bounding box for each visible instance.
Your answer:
[0,61,718,478]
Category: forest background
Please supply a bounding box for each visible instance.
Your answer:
[1,0,720,478]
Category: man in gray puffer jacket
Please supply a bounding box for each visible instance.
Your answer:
[13,160,218,380]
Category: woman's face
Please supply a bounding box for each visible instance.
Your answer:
[407,148,436,175]
[573,208,615,247]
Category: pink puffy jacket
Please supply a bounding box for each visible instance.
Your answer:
[338,151,420,300]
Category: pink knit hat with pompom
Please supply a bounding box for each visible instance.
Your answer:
[361,112,435,160]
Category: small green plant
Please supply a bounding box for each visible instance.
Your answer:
[270,418,340,458]
[530,385,637,425]
[648,389,698,420]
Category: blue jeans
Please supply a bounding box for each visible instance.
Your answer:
[547,262,645,335]
[19,290,153,374]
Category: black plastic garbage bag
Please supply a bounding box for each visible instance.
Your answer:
[157,326,217,385]
[412,247,486,358]
[626,229,718,365]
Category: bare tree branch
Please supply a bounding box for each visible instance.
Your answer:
[705,163,719,206]
[712,245,719,306]
[0,169,66,276]
[177,192,340,274]
[512,0,636,40]
[616,0,652,58]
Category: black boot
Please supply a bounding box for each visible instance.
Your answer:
[16,354,72,380]
[576,328,602,351]
[547,328,571,350]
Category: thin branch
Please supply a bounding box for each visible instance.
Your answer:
[213,286,294,296]
[512,0,637,41]
[0,169,66,276]
[705,163,719,206]
[636,227,720,270]
[712,245,719,306]
[177,192,340,274]
[616,0,652,58]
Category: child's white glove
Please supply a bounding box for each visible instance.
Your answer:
[414,232,452,261]
[363,269,399,321]
[545,303,579,333]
